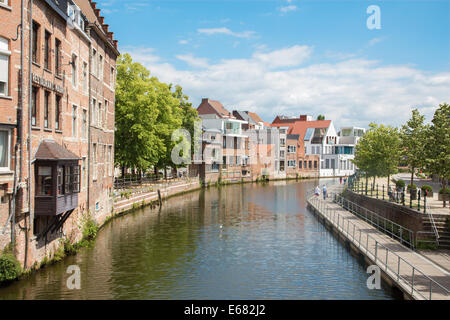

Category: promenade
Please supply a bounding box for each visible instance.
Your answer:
[307,185,450,300]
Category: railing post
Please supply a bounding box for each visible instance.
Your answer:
[397,256,401,281]
[411,268,415,295]
[418,190,421,211]
[424,195,427,214]
[382,184,384,200]
[375,241,378,263]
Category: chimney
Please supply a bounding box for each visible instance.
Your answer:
[299,115,307,121]
[113,40,118,49]
[95,9,100,17]
[99,16,105,24]
[103,24,109,33]
[91,2,97,10]
[202,98,209,103]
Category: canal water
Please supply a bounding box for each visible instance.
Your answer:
[0,180,395,299]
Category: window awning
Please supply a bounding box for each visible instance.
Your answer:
[34,140,81,161]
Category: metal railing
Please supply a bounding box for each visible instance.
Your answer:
[308,196,450,300]
[331,192,415,249]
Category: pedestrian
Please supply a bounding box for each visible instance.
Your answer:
[315,186,320,197]
[322,185,327,200]
[340,177,343,184]
[343,177,347,184]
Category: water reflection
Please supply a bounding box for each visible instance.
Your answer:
[0,180,393,300]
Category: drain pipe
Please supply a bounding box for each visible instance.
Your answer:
[27,0,34,241]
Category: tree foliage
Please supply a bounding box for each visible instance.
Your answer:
[400,109,428,185]
[115,54,198,175]
[353,123,401,186]
[426,103,450,188]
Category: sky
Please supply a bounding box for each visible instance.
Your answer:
[97,0,449,129]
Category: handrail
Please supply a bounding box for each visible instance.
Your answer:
[426,201,440,245]
[330,191,415,249]
[307,195,450,300]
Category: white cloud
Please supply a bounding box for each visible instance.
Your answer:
[124,46,450,129]
[253,45,312,68]
[178,39,189,45]
[176,54,209,68]
[368,37,385,46]
[197,27,256,39]
[279,5,298,13]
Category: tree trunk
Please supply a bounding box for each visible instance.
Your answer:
[121,165,125,178]
[154,166,159,180]
[411,167,415,187]
[387,174,390,190]
[164,168,167,180]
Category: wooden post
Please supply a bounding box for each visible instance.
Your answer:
[157,189,162,206]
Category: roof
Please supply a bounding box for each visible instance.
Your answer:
[233,110,256,124]
[206,99,233,118]
[271,120,331,142]
[247,112,263,123]
[35,140,81,161]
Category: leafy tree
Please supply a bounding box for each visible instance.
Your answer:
[400,109,428,186]
[353,123,401,190]
[317,115,325,120]
[426,103,450,206]
[115,53,164,175]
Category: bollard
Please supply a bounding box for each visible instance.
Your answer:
[424,195,427,214]
[418,190,421,211]
[382,185,385,200]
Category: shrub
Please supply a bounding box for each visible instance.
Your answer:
[421,185,433,193]
[439,187,450,195]
[81,213,99,241]
[395,180,405,188]
[0,254,22,282]
[407,184,417,191]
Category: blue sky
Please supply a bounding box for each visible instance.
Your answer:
[98,0,450,128]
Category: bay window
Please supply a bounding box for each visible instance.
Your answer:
[0,37,10,96]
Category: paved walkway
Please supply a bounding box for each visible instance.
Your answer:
[353,175,450,216]
[418,250,450,273]
[308,185,450,300]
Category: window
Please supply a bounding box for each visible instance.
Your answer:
[71,54,77,86]
[93,143,97,180]
[325,159,329,169]
[82,109,87,138]
[98,102,102,127]
[32,21,39,64]
[110,67,115,87]
[55,39,61,76]
[64,165,80,194]
[108,146,112,176]
[287,160,296,167]
[99,55,103,79]
[31,86,38,126]
[299,161,302,169]
[0,37,10,96]
[82,157,86,188]
[280,138,285,147]
[82,62,87,92]
[104,100,108,127]
[44,31,51,70]
[44,91,50,128]
[37,166,52,196]
[92,48,97,76]
[92,98,97,125]
[287,145,296,153]
[309,160,312,169]
[0,0,9,6]
[314,161,318,169]
[55,95,61,130]
[0,129,10,170]
[72,105,77,137]
[57,166,63,195]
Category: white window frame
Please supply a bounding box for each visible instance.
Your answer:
[287,160,296,168]
[0,37,11,97]
[71,53,77,88]
[287,145,296,153]
[0,128,11,171]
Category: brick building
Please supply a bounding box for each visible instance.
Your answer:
[0,0,118,268]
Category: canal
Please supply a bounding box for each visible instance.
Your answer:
[0,179,395,299]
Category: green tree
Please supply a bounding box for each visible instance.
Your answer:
[115,53,165,175]
[317,115,325,120]
[426,103,450,206]
[400,109,428,186]
[353,123,401,190]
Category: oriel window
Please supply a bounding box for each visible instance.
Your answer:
[37,166,52,196]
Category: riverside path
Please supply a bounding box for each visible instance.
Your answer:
[307,185,450,300]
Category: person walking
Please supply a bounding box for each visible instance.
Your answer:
[315,186,320,197]
[322,185,327,200]
[340,177,343,184]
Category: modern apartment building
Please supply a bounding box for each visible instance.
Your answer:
[0,0,118,268]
